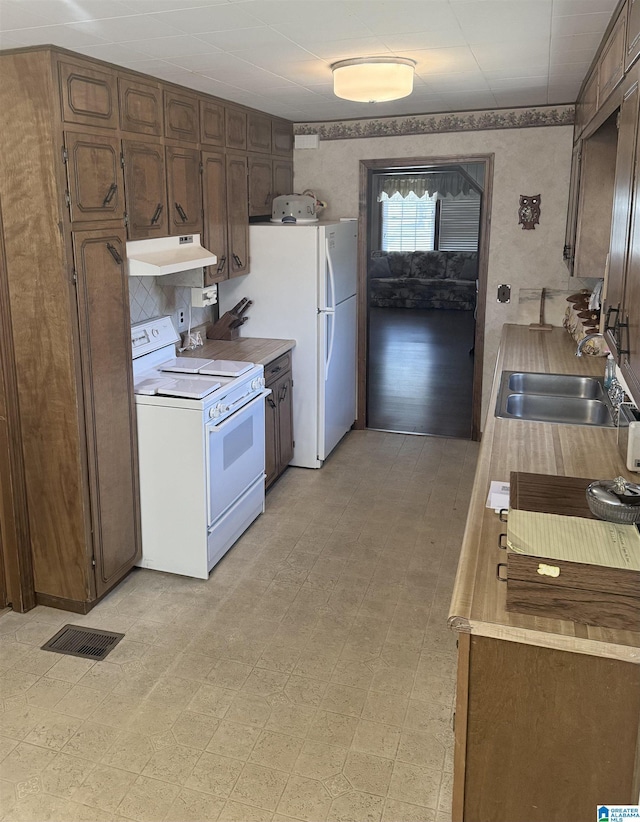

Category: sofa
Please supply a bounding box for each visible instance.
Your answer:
[369,250,477,310]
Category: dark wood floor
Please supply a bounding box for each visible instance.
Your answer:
[367,306,475,438]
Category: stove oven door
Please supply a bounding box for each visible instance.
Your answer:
[206,391,267,525]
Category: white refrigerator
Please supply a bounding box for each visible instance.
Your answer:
[219,220,358,469]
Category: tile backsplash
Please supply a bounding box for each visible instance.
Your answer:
[129,275,212,330]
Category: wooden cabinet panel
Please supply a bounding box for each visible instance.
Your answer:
[264,353,293,489]
[122,140,168,240]
[272,158,293,199]
[604,78,639,351]
[226,152,249,277]
[627,0,640,70]
[563,144,581,273]
[119,76,162,136]
[265,390,279,488]
[164,89,199,143]
[58,60,118,128]
[200,99,225,147]
[225,107,247,150]
[576,70,598,133]
[248,155,272,216]
[202,151,229,285]
[620,92,640,397]
[64,131,124,223]
[599,8,627,104]
[247,112,272,153]
[166,146,203,236]
[276,371,294,469]
[72,229,140,598]
[272,121,293,155]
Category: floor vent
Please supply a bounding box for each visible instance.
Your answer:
[41,624,124,661]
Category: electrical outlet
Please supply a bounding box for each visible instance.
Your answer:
[178,309,186,329]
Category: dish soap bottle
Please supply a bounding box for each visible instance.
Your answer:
[604,353,615,389]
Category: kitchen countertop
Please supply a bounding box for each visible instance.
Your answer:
[180,336,295,367]
[449,324,640,663]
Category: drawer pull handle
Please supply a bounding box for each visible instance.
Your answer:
[496,563,508,582]
[216,255,227,274]
[279,384,288,403]
[267,396,276,409]
[106,243,123,265]
[233,253,244,268]
[150,203,163,225]
[102,183,117,207]
[498,533,508,550]
[175,202,188,222]
[499,508,508,523]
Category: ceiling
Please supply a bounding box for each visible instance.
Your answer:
[0,0,619,121]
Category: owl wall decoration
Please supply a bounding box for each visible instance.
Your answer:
[518,194,541,230]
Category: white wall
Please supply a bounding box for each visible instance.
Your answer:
[293,124,580,424]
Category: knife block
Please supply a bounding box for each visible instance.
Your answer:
[206,312,241,340]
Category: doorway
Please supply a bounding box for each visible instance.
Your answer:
[357,155,493,441]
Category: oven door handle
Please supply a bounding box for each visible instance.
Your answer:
[207,389,270,432]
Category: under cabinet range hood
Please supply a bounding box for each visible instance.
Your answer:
[126,234,216,277]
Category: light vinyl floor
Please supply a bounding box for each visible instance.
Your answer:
[0,431,478,822]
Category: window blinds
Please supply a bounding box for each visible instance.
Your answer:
[438,196,481,251]
[381,192,436,252]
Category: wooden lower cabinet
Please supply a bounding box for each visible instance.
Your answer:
[453,634,640,822]
[264,353,294,489]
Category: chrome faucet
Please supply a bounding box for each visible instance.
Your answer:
[576,332,605,357]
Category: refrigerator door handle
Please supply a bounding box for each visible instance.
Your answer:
[324,310,335,381]
[325,239,336,311]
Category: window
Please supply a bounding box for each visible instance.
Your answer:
[380,192,436,251]
[438,195,481,251]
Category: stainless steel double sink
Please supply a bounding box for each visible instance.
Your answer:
[495,371,615,427]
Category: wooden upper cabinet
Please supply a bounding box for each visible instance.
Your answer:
[200,99,225,147]
[166,146,203,236]
[272,158,293,199]
[164,89,199,143]
[64,131,124,223]
[58,60,118,129]
[226,152,250,277]
[247,112,272,153]
[576,70,598,133]
[225,106,247,150]
[202,151,229,284]
[599,7,627,104]
[272,121,294,155]
[122,140,168,240]
[72,228,140,597]
[627,0,640,70]
[119,76,162,136]
[248,155,272,217]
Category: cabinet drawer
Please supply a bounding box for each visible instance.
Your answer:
[164,89,199,143]
[265,352,291,385]
[119,76,162,136]
[59,60,118,129]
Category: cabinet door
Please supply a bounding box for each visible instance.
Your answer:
[248,155,273,217]
[226,152,250,277]
[576,71,598,133]
[272,121,293,156]
[276,371,294,470]
[202,151,229,284]
[122,140,168,240]
[247,112,272,153]
[64,132,124,223]
[166,146,203,236]
[264,390,279,489]
[604,78,639,352]
[621,102,640,397]
[119,76,162,136]
[627,0,640,70]
[200,99,225,147]
[563,144,581,273]
[164,89,199,143]
[72,229,140,598]
[58,60,118,129]
[226,107,247,150]
[272,158,293,199]
[599,8,627,105]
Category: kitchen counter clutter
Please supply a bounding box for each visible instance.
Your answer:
[449,323,640,822]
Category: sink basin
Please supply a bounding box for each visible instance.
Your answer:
[495,371,615,427]
[507,372,604,400]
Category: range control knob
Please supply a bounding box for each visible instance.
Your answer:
[209,403,225,419]
[151,328,160,337]
[251,377,265,390]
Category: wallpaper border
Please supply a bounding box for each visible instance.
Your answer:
[294,105,575,141]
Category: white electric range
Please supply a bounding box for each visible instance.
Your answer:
[131,316,268,579]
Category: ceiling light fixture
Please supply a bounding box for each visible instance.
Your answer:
[331,56,416,103]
